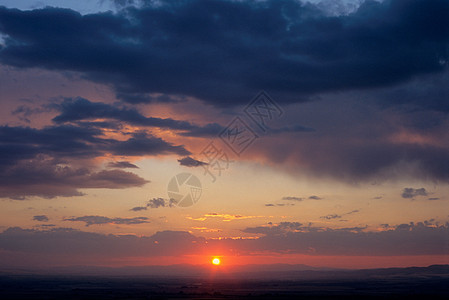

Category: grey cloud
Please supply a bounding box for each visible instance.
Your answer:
[0,227,204,260]
[107,161,139,169]
[239,221,449,255]
[401,188,428,199]
[0,221,447,267]
[178,156,208,167]
[130,206,147,212]
[133,198,174,210]
[282,196,303,201]
[64,216,149,226]
[320,210,359,220]
[32,215,49,222]
[147,198,166,209]
[51,97,223,138]
[0,157,149,199]
[321,214,342,220]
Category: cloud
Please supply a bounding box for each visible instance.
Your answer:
[0,156,149,199]
[32,215,49,222]
[0,227,204,260]
[240,221,449,255]
[265,125,316,135]
[0,221,447,266]
[320,210,359,220]
[242,222,306,235]
[106,161,139,169]
[63,216,149,226]
[147,198,166,209]
[109,132,190,157]
[0,123,188,162]
[320,214,342,220]
[131,198,175,210]
[254,98,449,182]
[177,156,208,167]
[0,118,199,198]
[51,97,223,137]
[188,213,262,222]
[401,188,428,199]
[1,1,449,185]
[130,206,147,212]
[282,195,323,202]
[282,196,303,201]
[428,197,440,201]
[267,195,325,206]
[0,113,191,168]
[265,203,295,207]
[0,0,447,106]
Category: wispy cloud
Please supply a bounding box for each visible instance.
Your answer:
[187,213,263,222]
[282,196,303,201]
[320,210,360,220]
[106,161,139,169]
[64,216,149,226]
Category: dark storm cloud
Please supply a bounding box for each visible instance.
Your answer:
[401,187,428,198]
[51,97,223,137]
[32,215,49,222]
[0,0,448,106]
[106,161,139,169]
[64,215,149,226]
[178,156,208,167]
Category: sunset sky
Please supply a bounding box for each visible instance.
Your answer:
[0,0,448,270]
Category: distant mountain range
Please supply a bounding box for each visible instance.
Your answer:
[1,263,448,279]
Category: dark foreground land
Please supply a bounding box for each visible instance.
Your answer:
[0,265,448,299]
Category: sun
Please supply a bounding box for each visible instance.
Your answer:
[212,257,221,265]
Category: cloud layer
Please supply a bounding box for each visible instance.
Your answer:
[0,221,447,266]
[0,0,447,106]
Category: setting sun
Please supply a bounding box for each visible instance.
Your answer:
[212,258,221,265]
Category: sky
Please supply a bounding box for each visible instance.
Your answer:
[0,0,448,270]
